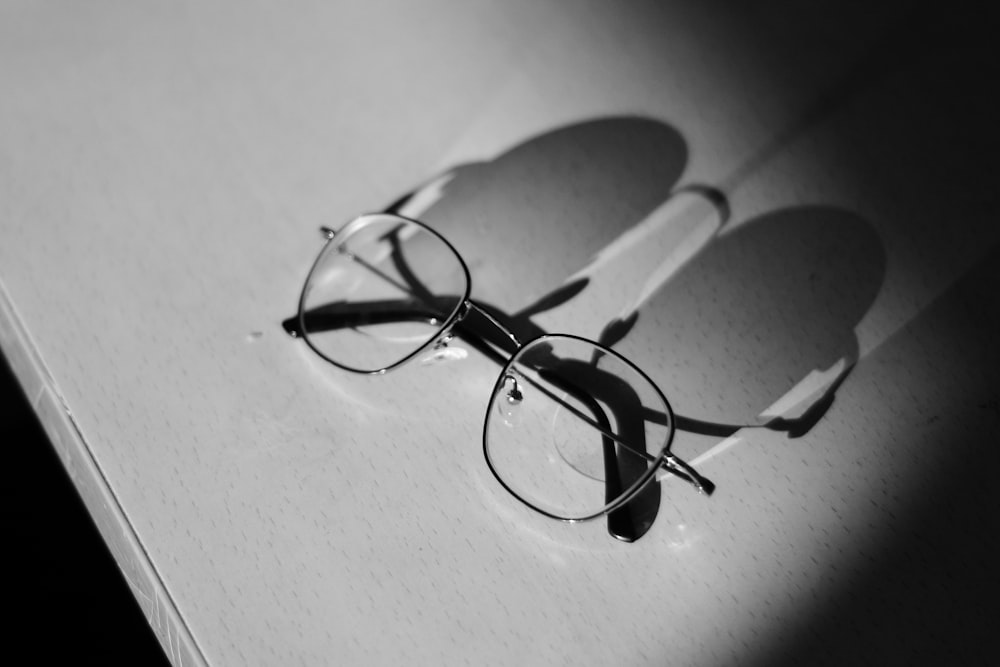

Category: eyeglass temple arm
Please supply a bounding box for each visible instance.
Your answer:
[284,295,711,493]
[283,301,705,495]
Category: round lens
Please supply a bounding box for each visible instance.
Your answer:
[483,335,674,520]
[298,214,470,372]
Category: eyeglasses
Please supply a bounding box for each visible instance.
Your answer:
[286,211,714,541]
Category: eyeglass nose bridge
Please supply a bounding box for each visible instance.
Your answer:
[464,301,523,351]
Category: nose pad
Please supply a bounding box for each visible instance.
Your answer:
[420,331,468,365]
[496,373,524,427]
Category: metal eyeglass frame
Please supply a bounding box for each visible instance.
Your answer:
[289,212,714,528]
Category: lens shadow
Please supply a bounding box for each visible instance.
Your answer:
[419,116,688,316]
[619,206,886,432]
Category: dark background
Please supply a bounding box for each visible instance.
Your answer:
[1,354,170,665]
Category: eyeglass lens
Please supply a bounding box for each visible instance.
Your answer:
[484,335,670,520]
[299,215,469,372]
